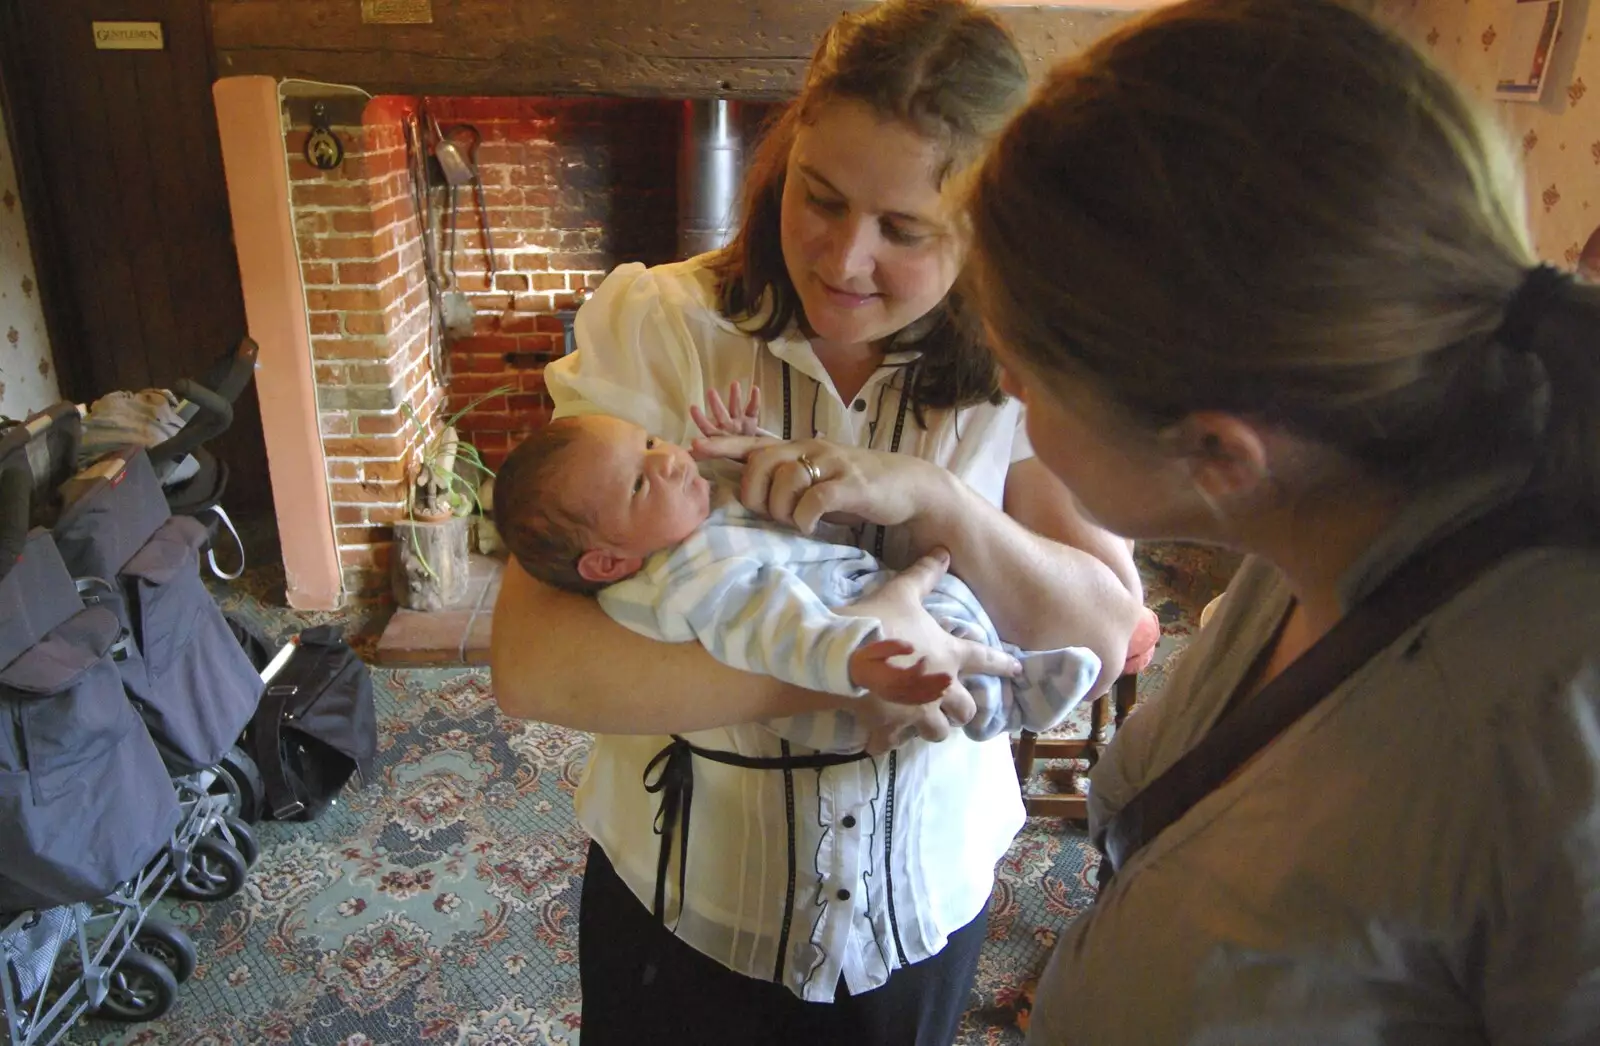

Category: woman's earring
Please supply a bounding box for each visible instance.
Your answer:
[1193,482,1229,523]
[1185,452,1238,524]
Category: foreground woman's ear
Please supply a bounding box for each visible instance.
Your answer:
[1161,411,1273,509]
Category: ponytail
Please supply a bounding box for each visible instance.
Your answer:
[1519,275,1600,524]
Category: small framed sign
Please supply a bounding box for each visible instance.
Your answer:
[92,21,165,50]
[361,0,433,24]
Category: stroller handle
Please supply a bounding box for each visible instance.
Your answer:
[198,335,260,406]
[148,380,233,469]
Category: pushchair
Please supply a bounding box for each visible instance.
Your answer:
[53,446,263,778]
[50,444,267,899]
[71,336,260,581]
[0,490,179,917]
[1,349,273,1040]
[4,339,269,821]
[0,478,192,1041]
[0,336,258,579]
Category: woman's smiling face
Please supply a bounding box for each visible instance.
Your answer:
[779,98,964,350]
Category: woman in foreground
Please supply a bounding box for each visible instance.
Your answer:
[966,1,1600,1042]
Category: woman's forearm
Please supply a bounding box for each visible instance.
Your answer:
[1003,458,1144,600]
[490,558,843,732]
[906,463,1143,691]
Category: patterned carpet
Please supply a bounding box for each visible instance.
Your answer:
[59,536,1237,1046]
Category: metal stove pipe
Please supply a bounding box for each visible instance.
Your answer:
[677,99,744,259]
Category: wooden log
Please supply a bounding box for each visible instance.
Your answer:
[210,1,1131,99]
[393,516,471,610]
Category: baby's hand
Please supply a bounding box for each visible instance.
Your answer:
[690,381,764,438]
[848,639,952,705]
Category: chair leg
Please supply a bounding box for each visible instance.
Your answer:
[1113,671,1139,726]
[1014,729,1038,785]
[1088,692,1113,767]
[1014,672,1139,821]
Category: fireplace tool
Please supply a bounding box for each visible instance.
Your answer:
[458,124,497,278]
[430,115,476,338]
[403,110,445,382]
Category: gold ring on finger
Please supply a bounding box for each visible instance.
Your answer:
[796,453,822,486]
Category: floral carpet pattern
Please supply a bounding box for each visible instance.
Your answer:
[60,539,1236,1046]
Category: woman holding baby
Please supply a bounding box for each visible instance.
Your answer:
[490,1,1145,1041]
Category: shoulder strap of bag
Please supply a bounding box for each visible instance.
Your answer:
[1097,498,1578,883]
[252,675,306,819]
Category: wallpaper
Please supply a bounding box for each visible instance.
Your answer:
[1382,0,1597,267]
[0,101,57,421]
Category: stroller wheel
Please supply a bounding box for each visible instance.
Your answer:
[210,745,265,824]
[91,949,178,1022]
[134,918,198,983]
[168,836,249,902]
[216,815,260,867]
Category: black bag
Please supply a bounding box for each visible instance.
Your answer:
[247,625,376,821]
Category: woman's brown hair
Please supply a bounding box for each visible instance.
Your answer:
[711,0,1028,414]
[969,0,1600,516]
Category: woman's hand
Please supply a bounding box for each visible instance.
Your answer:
[692,434,950,535]
[840,549,1023,751]
[855,695,966,754]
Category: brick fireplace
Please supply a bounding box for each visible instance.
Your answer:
[270,91,691,603]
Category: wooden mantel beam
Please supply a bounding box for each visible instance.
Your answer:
[210,2,1132,99]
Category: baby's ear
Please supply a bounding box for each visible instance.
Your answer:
[577,548,643,584]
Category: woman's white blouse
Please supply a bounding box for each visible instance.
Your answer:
[542,256,1033,1002]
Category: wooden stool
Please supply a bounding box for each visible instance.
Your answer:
[1012,672,1140,821]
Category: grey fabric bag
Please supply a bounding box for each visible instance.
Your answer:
[52,449,262,773]
[1,905,83,1002]
[78,390,200,484]
[0,531,180,911]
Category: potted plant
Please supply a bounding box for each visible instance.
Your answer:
[392,387,507,610]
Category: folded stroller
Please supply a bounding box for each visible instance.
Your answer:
[0,485,179,912]
[53,447,264,780]
[6,396,269,819]
[76,336,259,580]
[0,411,265,1043]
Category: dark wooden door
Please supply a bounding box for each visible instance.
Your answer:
[0,0,271,510]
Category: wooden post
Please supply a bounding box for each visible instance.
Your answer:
[392,516,470,610]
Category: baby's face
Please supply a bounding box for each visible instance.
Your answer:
[561,415,712,559]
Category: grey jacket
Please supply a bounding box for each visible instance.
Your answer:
[1031,473,1600,1045]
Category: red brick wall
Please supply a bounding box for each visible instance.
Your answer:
[422,97,680,470]
[287,94,440,602]
[283,93,683,601]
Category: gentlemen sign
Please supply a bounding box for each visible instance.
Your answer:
[92,22,165,50]
[360,0,433,24]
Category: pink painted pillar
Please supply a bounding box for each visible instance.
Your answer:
[213,76,343,610]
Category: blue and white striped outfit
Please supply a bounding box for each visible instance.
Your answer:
[598,462,1101,753]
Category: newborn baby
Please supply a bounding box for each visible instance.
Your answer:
[493,409,1102,752]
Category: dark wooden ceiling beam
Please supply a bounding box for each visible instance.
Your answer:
[211,1,1131,98]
